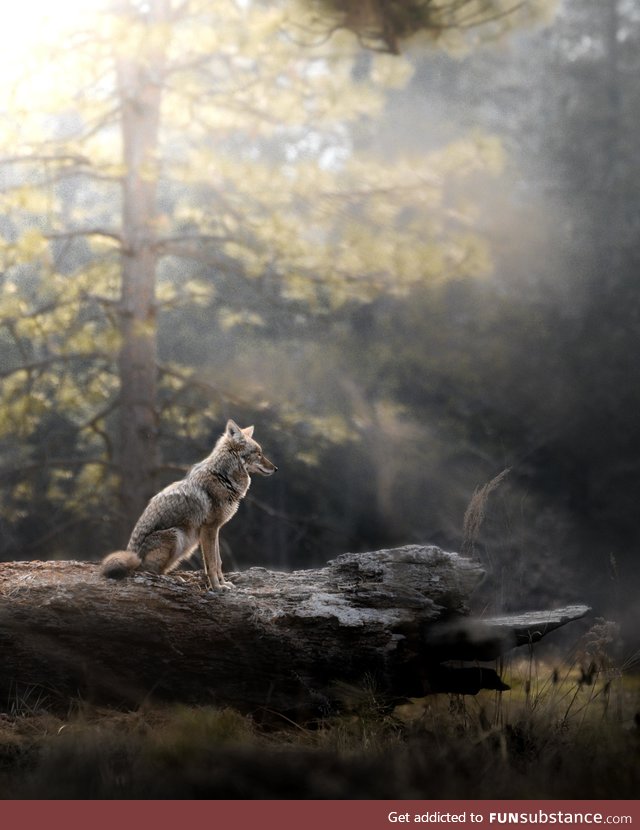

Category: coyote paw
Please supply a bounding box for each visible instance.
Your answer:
[206,577,235,591]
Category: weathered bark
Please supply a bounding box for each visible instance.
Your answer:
[115,0,170,538]
[0,546,590,717]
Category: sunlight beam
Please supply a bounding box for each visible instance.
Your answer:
[0,0,101,77]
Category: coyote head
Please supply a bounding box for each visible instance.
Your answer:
[225,419,277,476]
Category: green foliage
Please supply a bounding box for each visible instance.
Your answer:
[0,0,509,557]
[2,0,636,649]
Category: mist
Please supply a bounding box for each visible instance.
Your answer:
[201,3,639,640]
[1,0,638,651]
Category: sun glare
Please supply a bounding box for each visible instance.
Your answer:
[0,1,99,79]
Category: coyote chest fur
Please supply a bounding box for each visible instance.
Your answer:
[101,420,277,590]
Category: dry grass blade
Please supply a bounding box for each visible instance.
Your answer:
[462,467,511,558]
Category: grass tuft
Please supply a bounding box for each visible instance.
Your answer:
[0,653,638,799]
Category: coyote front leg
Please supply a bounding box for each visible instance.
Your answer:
[200,527,233,590]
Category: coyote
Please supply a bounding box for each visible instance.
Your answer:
[101,419,277,590]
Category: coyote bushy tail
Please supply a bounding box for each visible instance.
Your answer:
[101,550,142,580]
[101,419,276,590]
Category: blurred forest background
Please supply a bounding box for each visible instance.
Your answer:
[0,0,638,644]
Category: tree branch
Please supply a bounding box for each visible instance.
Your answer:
[46,228,123,245]
[0,457,117,477]
[0,353,110,380]
[0,154,90,167]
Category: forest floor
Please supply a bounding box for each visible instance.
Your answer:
[0,657,639,799]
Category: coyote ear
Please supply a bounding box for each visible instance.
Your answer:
[242,425,255,439]
[225,419,243,440]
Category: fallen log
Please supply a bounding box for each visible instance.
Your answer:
[0,546,590,717]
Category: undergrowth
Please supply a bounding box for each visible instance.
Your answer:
[0,643,638,799]
[2,473,637,799]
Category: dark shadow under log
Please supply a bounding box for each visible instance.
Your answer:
[0,546,590,717]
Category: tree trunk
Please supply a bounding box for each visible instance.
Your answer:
[115,0,170,539]
[0,546,590,718]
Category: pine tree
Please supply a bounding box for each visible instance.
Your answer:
[0,0,505,555]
